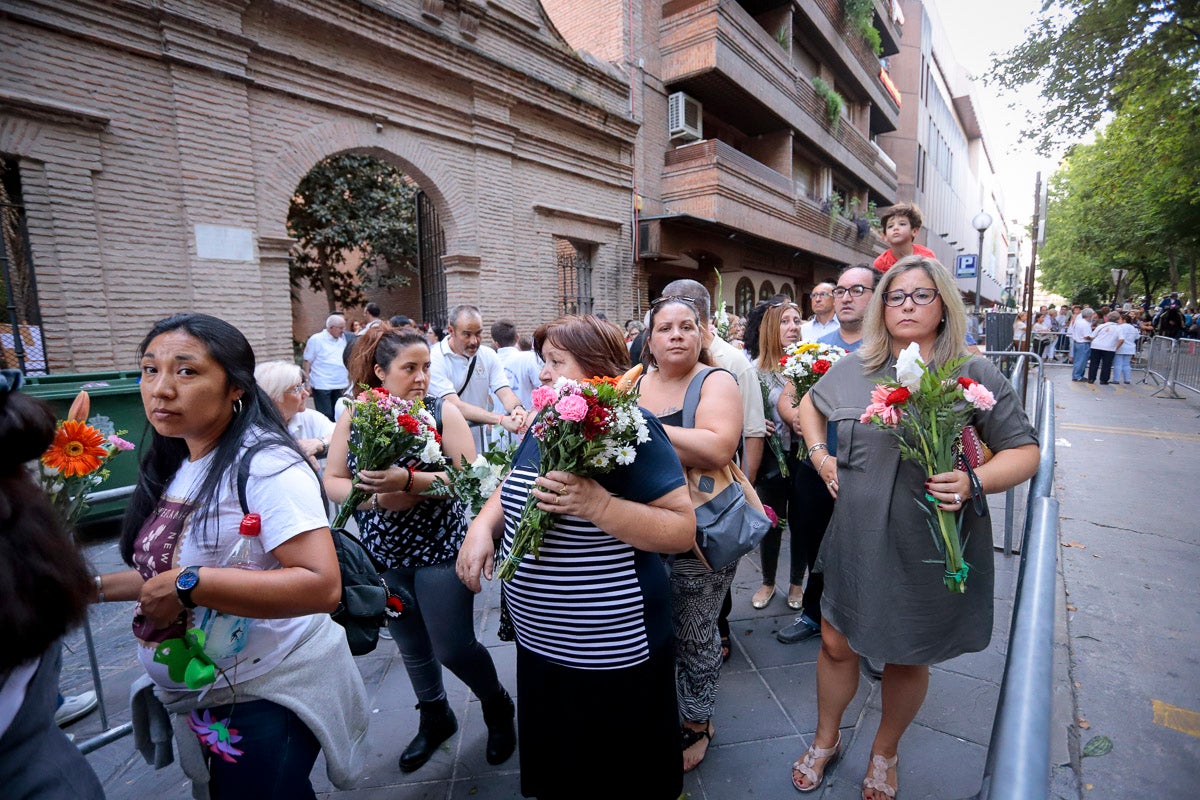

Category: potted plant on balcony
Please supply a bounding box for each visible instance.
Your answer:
[842,0,883,56]
[821,191,844,238]
[811,77,844,135]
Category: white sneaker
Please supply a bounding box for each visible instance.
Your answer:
[55,691,98,727]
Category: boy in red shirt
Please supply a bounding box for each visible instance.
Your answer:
[873,202,935,272]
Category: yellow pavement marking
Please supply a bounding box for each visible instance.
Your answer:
[1152,700,1200,738]
[1059,423,1200,442]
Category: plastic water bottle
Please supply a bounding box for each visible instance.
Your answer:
[199,514,264,659]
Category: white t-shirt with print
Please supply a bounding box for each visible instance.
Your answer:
[133,440,331,691]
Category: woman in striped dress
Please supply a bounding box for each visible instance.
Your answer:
[456,315,695,800]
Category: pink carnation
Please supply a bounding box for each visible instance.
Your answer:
[868,384,893,406]
[107,434,135,451]
[554,393,589,421]
[531,385,557,411]
[963,382,996,411]
[860,402,902,427]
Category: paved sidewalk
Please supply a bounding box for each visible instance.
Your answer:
[62,370,1128,800]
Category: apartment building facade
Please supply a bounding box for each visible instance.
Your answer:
[544,0,903,319]
[877,0,1011,309]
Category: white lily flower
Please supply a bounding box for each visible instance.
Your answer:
[895,342,925,391]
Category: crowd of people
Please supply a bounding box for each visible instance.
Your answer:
[5,203,1048,800]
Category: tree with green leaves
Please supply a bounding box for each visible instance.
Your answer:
[1037,66,1199,306]
[287,153,419,312]
[991,0,1200,155]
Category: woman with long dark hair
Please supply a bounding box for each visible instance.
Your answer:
[96,314,368,800]
[0,370,103,799]
[325,325,516,774]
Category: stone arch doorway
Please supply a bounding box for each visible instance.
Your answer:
[284,146,450,345]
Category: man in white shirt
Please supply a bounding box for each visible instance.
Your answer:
[303,314,350,420]
[1068,307,1096,381]
[430,304,527,454]
[800,282,840,342]
[490,319,541,448]
[362,302,384,330]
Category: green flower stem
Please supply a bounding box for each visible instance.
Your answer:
[332,482,367,530]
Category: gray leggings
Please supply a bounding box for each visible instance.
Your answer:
[382,560,504,704]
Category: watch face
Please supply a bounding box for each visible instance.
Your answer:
[177,570,200,591]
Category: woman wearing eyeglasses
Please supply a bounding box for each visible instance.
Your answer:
[786,257,1039,799]
[254,361,335,466]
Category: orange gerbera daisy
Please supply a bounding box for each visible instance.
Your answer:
[42,419,109,477]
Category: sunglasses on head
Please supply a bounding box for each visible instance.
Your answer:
[651,294,696,306]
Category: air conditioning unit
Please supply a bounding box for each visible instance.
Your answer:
[668,92,703,143]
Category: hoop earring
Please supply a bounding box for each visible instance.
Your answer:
[233,398,244,415]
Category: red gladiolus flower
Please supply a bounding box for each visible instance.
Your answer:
[885,387,911,406]
[813,359,831,374]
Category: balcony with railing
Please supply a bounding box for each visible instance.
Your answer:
[795,0,901,123]
[662,139,884,262]
[661,0,898,199]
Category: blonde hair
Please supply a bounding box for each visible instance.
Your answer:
[755,302,800,372]
[254,360,304,402]
[859,256,969,373]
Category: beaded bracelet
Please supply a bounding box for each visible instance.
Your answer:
[402,465,415,492]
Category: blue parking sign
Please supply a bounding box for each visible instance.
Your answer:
[956,254,977,279]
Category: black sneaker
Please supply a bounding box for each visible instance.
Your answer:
[777,614,821,644]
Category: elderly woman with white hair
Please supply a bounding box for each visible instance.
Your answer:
[255,360,335,465]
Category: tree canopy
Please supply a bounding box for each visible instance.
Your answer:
[1036,67,1199,305]
[991,0,1200,155]
[287,153,419,312]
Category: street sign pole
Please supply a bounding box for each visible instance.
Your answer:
[1024,172,1042,355]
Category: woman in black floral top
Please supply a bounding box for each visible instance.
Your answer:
[325,327,515,774]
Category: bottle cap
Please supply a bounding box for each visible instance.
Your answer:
[239,513,262,536]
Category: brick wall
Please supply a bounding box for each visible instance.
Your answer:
[1,0,638,372]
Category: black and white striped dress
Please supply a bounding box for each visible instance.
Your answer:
[498,409,684,668]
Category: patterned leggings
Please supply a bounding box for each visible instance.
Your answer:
[671,557,739,723]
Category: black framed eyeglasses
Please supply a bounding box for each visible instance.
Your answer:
[832,285,873,298]
[651,294,696,306]
[882,288,940,307]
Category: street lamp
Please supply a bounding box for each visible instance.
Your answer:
[971,210,993,315]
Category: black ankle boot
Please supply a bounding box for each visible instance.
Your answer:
[481,689,516,765]
[399,698,458,773]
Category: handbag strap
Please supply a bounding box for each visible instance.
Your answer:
[681,366,743,465]
[456,355,477,396]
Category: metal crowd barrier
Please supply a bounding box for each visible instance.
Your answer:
[1144,337,1200,399]
[980,351,1045,555]
[970,380,1059,800]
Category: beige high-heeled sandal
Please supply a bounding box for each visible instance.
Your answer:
[861,752,899,799]
[790,732,841,793]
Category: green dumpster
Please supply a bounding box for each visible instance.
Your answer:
[24,370,147,527]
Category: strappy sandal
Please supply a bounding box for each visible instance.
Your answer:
[720,635,731,663]
[861,752,899,799]
[791,732,841,793]
[681,721,714,773]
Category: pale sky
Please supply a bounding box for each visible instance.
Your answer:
[932,0,1069,226]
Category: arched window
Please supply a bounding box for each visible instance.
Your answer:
[759,280,776,301]
[780,283,795,300]
[735,277,754,316]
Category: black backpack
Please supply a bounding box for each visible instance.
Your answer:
[236,442,388,656]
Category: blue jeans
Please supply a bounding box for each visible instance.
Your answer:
[1072,341,1091,380]
[1113,353,1133,382]
[202,699,321,800]
[310,388,346,421]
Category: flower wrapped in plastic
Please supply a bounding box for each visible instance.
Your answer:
[859,343,997,593]
[779,340,849,457]
[423,439,518,516]
[331,387,445,529]
[37,390,136,530]
[496,365,649,581]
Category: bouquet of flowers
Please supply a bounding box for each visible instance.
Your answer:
[496,365,649,581]
[779,341,848,457]
[331,387,445,529]
[859,343,996,593]
[37,390,135,530]
[423,439,517,516]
